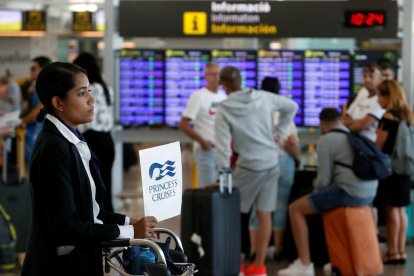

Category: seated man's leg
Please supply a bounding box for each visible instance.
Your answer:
[289,195,318,265]
[277,194,317,276]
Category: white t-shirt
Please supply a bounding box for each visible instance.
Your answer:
[79,83,114,133]
[273,112,298,156]
[347,87,385,141]
[182,87,227,148]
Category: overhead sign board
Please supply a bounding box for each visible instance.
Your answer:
[23,11,46,31]
[72,11,93,32]
[119,0,397,38]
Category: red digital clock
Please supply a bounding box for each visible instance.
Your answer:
[344,11,386,28]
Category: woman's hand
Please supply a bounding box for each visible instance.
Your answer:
[132,216,158,239]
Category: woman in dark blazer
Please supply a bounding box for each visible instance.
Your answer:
[21,62,157,276]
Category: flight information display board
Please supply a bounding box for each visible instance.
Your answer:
[257,50,304,125]
[211,50,257,89]
[352,50,397,93]
[117,49,165,126]
[165,49,210,127]
[303,50,351,127]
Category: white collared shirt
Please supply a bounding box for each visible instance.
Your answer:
[46,114,133,239]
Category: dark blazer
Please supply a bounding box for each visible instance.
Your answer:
[21,119,126,276]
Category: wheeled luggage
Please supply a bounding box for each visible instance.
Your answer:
[103,228,197,276]
[181,170,240,276]
[323,206,383,276]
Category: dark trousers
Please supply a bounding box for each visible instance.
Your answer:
[83,130,115,212]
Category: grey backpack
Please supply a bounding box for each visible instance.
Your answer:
[392,120,414,179]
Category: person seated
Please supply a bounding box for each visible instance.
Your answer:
[278,108,378,276]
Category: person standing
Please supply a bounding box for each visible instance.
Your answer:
[215,66,297,275]
[248,77,300,261]
[21,62,157,276]
[0,69,21,113]
[376,80,413,264]
[179,62,226,187]
[343,64,385,141]
[73,52,116,212]
[20,56,51,162]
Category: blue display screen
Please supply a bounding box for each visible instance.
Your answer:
[211,50,257,90]
[257,50,304,126]
[303,50,351,127]
[117,49,164,126]
[113,49,370,128]
[164,49,210,127]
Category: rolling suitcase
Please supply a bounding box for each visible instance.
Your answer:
[181,170,240,276]
[323,206,383,276]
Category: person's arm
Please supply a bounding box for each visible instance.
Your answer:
[376,112,393,150]
[178,117,213,150]
[284,134,301,165]
[347,115,376,132]
[342,114,353,127]
[214,109,232,172]
[271,95,298,137]
[20,103,42,125]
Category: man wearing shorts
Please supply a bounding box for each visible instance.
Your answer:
[215,66,297,276]
[278,108,378,276]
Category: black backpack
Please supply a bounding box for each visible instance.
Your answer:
[331,129,392,180]
[0,204,17,272]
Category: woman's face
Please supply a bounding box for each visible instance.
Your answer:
[378,92,390,109]
[59,73,94,128]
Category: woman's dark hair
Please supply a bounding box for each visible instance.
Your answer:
[73,52,111,105]
[35,62,86,122]
[261,77,281,95]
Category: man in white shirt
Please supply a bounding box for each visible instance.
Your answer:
[343,64,385,141]
[179,62,226,187]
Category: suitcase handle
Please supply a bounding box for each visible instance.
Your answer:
[219,168,232,194]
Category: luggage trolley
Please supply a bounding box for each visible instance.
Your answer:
[102,228,197,276]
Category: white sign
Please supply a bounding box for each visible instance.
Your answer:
[139,142,182,222]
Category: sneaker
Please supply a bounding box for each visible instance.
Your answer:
[323,263,332,275]
[277,259,315,276]
[244,263,267,276]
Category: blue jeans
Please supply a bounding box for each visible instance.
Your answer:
[194,147,217,187]
[309,185,374,212]
[249,154,295,230]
